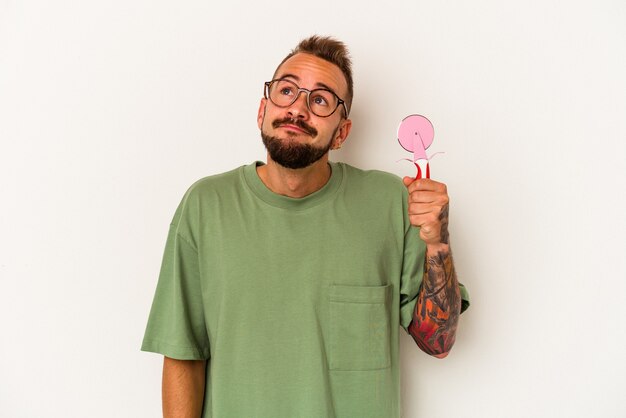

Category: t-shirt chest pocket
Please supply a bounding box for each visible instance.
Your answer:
[329,284,392,371]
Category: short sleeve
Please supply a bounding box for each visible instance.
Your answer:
[141,219,210,360]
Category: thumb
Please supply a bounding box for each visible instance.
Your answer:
[402,176,415,187]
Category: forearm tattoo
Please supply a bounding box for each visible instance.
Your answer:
[408,204,461,356]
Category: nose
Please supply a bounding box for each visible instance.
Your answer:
[286,90,310,119]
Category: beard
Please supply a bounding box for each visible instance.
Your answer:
[261,117,337,170]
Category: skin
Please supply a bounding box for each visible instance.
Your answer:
[161,51,462,415]
[403,177,461,358]
[162,357,206,418]
[256,53,352,198]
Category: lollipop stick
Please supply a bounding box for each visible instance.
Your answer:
[414,159,430,179]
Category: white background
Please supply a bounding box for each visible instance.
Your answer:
[1,0,625,417]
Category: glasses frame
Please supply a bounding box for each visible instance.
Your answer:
[264,79,349,118]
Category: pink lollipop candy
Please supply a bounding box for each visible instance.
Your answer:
[397,114,434,160]
[397,114,435,179]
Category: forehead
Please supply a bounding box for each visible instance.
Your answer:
[274,53,348,97]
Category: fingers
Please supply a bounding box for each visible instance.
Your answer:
[405,178,447,194]
[408,202,444,215]
[404,178,450,245]
[405,179,448,206]
[408,191,447,204]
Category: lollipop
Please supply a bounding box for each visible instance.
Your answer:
[397,114,435,179]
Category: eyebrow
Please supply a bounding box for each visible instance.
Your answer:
[278,73,338,94]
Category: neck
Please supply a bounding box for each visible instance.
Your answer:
[257,155,332,198]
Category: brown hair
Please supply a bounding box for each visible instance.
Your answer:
[275,35,353,115]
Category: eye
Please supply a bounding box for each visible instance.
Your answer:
[311,93,329,107]
[279,86,294,96]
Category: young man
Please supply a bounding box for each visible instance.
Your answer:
[142,35,469,418]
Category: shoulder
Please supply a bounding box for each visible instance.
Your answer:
[336,162,407,196]
[170,165,246,224]
[185,166,244,198]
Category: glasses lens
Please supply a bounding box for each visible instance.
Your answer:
[308,90,338,117]
[269,80,299,107]
[268,79,339,117]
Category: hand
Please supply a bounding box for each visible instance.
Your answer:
[402,177,450,247]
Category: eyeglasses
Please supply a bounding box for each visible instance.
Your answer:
[264,79,348,118]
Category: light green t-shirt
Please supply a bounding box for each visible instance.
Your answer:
[142,161,469,418]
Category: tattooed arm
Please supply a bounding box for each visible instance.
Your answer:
[409,238,461,358]
[402,178,463,358]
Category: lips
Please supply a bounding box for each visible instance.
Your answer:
[280,124,307,133]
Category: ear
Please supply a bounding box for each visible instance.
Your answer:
[331,118,352,150]
[257,98,267,130]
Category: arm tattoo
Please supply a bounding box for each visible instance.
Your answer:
[408,204,462,356]
[439,204,450,245]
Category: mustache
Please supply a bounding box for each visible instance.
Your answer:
[272,117,317,136]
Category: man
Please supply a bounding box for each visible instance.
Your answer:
[142,35,469,418]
